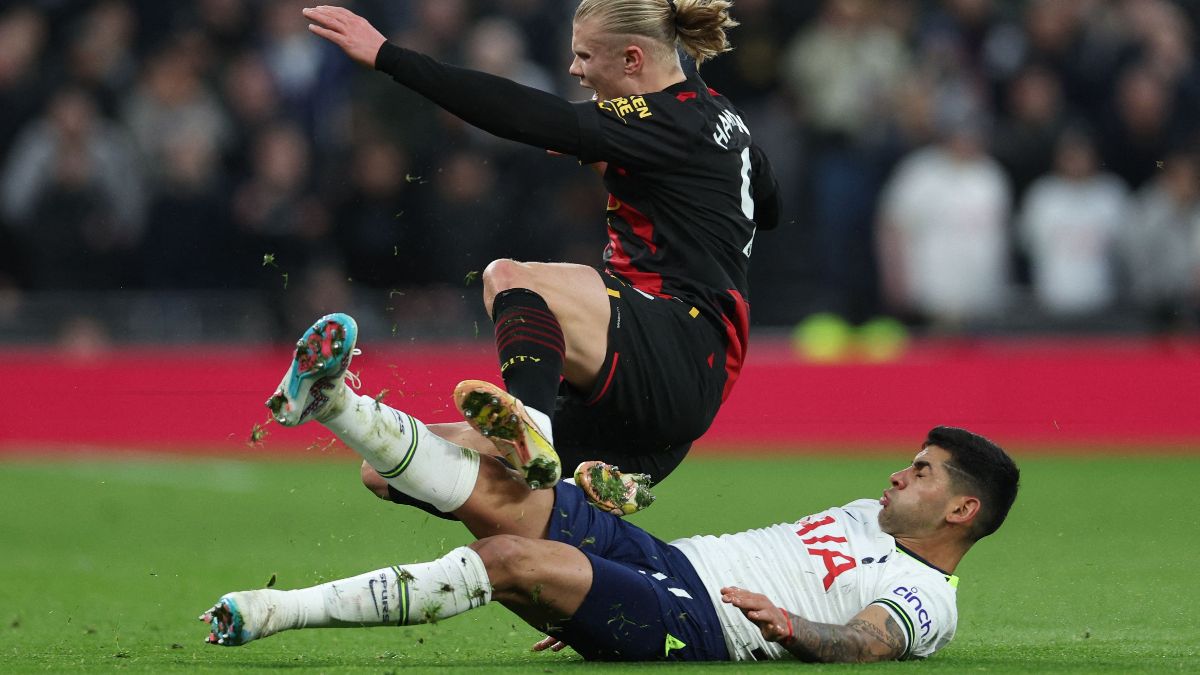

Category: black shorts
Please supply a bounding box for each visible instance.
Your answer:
[552,272,728,484]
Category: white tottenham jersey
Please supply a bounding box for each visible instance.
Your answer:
[671,499,959,661]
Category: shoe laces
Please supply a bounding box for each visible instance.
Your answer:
[344,349,363,389]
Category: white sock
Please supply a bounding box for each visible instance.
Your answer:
[249,546,492,636]
[525,406,554,446]
[319,385,479,512]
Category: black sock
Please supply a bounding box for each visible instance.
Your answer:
[491,288,564,417]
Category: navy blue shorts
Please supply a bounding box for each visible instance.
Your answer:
[544,482,729,662]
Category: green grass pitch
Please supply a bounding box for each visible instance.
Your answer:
[2,451,1197,673]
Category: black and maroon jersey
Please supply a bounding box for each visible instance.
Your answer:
[373,44,781,386]
[572,76,779,389]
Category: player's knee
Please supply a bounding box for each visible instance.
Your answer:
[360,460,391,500]
[482,259,528,311]
[470,535,536,590]
[483,258,524,291]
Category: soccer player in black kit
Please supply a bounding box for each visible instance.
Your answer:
[292,0,780,514]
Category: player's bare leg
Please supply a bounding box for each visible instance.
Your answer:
[448,261,604,491]
[470,535,592,627]
[449,261,607,491]
[481,260,610,390]
[451,262,599,488]
[360,427,656,516]
[472,260,656,513]
[451,451,557,539]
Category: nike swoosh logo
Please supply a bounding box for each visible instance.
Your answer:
[368,579,381,617]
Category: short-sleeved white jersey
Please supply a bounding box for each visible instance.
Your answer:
[671,499,959,661]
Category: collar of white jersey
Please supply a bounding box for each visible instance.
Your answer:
[895,543,960,588]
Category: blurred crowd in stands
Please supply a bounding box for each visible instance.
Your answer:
[1,0,1199,343]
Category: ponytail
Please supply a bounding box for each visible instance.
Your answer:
[575,0,738,66]
[673,0,737,64]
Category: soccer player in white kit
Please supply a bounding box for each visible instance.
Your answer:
[201,319,1020,663]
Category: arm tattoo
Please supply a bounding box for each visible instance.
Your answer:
[850,616,906,655]
[782,612,907,663]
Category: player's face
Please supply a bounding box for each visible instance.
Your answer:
[878,446,960,537]
[569,18,629,101]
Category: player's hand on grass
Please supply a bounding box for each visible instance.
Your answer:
[721,586,793,645]
[531,635,567,652]
[303,6,386,68]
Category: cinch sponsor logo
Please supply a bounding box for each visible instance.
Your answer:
[893,586,933,637]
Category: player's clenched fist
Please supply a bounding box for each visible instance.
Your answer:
[303,6,386,68]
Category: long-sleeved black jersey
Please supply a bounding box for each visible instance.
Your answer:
[375,43,780,391]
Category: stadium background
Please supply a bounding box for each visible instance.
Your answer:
[2,0,1200,449]
[1,0,1198,672]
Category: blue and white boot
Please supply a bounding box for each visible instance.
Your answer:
[200,591,284,646]
[266,313,360,426]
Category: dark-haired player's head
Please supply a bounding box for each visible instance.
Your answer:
[923,426,1020,541]
[878,426,1019,545]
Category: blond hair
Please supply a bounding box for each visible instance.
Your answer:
[574,0,738,66]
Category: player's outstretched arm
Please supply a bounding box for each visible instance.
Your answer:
[721,586,906,663]
[303,5,582,155]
